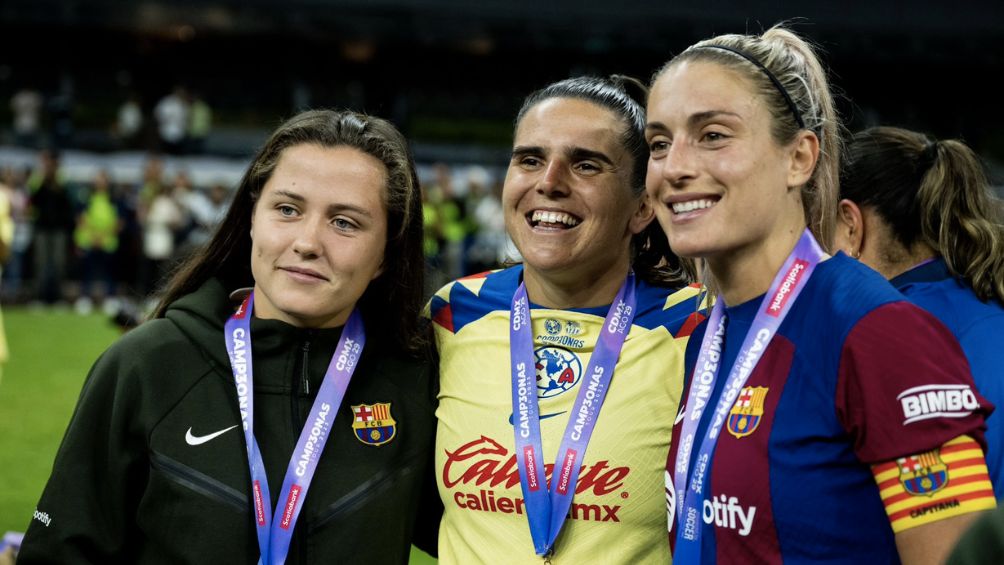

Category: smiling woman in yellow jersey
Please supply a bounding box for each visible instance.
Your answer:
[430,75,701,564]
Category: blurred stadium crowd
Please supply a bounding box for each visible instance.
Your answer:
[0,135,515,316]
[1,0,1001,319]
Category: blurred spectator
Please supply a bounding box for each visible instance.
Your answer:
[74,170,121,313]
[466,167,506,273]
[112,172,142,300]
[177,181,227,254]
[430,163,469,279]
[47,81,76,149]
[186,92,212,154]
[27,149,75,304]
[422,184,446,295]
[139,182,182,300]
[0,167,32,301]
[154,86,189,155]
[130,157,167,295]
[167,170,197,251]
[206,183,230,223]
[0,175,12,382]
[137,156,166,208]
[10,87,43,148]
[113,93,144,150]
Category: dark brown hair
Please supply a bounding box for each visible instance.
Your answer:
[154,109,426,353]
[516,75,693,285]
[841,126,1004,302]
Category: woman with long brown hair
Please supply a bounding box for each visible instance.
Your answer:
[836,125,1004,492]
[20,109,436,564]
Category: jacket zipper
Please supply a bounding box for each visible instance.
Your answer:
[150,451,247,511]
[311,446,424,530]
[300,339,311,395]
[291,335,312,433]
[312,467,397,529]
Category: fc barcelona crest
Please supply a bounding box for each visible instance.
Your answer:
[897,450,949,497]
[727,386,768,439]
[351,403,397,447]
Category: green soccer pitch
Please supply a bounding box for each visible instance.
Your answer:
[0,307,435,564]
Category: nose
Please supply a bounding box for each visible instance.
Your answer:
[292,215,323,257]
[536,159,571,197]
[657,140,697,188]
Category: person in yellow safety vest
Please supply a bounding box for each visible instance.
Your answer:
[74,170,121,311]
[430,163,471,279]
[187,92,212,154]
[422,184,448,294]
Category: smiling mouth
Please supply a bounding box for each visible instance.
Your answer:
[281,267,328,281]
[527,210,582,228]
[671,198,718,214]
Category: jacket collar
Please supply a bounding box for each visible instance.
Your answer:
[889,257,950,290]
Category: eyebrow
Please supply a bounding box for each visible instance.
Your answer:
[568,147,615,167]
[511,145,616,167]
[269,189,305,202]
[511,145,542,160]
[646,110,743,133]
[268,189,373,218]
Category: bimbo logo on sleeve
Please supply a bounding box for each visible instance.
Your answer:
[898,384,979,424]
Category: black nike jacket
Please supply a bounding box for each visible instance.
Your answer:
[18,277,440,564]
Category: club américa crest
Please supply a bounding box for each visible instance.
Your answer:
[727,386,768,439]
[897,450,949,496]
[351,403,396,446]
[534,346,582,399]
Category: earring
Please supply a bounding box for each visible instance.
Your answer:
[852,249,861,259]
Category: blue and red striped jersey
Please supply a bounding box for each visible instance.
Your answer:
[667,254,994,564]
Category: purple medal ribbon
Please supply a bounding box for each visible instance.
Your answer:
[672,229,825,564]
[225,292,365,565]
[510,272,637,557]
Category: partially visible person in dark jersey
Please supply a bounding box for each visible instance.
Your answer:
[835,126,1004,494]
[645,24,996,564]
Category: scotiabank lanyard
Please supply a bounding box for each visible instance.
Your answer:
[224,292,365,565]
[510,273,636,559]
[673,229,824,564]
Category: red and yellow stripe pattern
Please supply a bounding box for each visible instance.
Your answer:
[872,435,996,533]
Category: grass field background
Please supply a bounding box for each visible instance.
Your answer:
[0,306,435,563]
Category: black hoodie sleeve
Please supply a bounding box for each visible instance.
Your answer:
[411,341,443,557]
[18,339,148,563]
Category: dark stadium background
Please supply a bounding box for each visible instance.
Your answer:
[1,0,1003,183]
[0,1,1002,559]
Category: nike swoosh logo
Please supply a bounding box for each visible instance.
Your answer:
[185,425,239,446]
[507,411,566,425]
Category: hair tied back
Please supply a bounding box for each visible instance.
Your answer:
[610,74,649,107]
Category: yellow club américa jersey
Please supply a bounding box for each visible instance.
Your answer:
[430,266,703,564]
